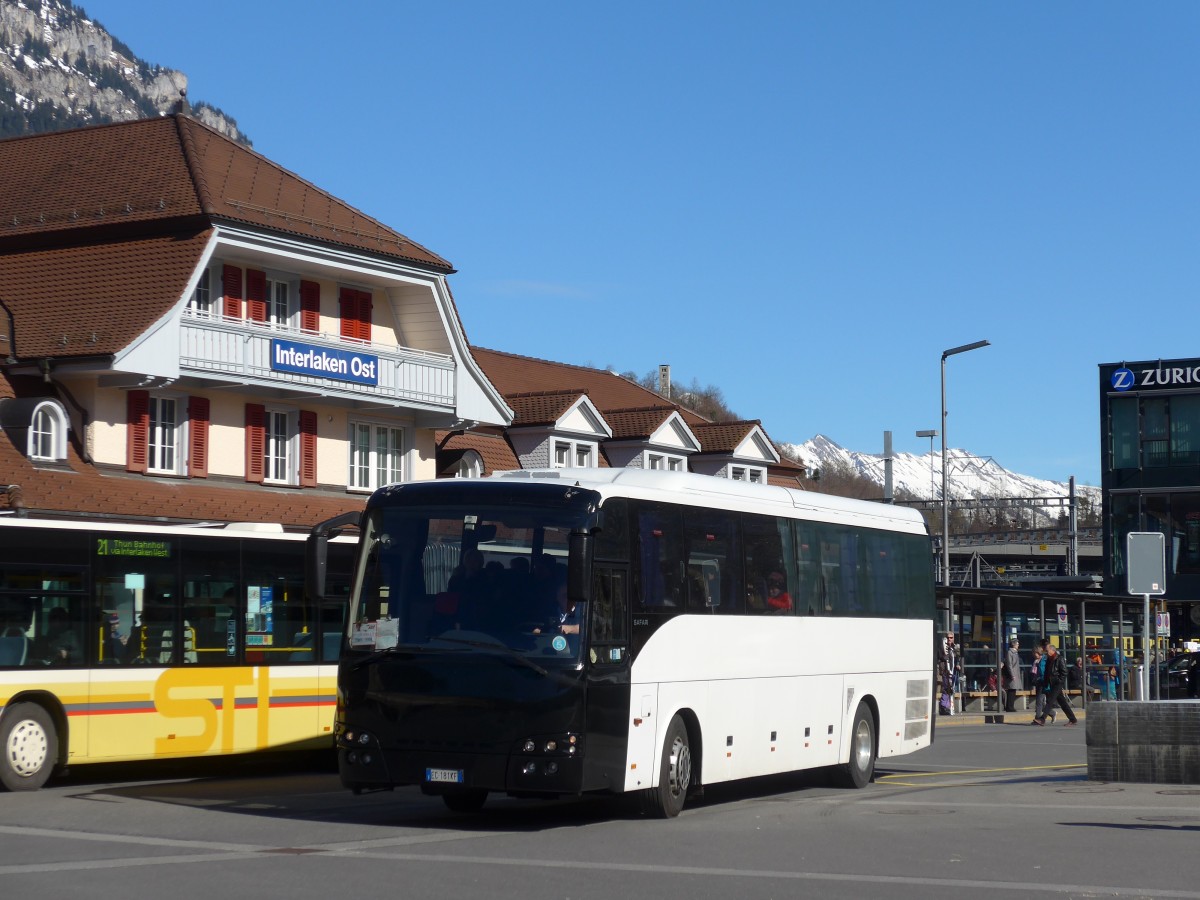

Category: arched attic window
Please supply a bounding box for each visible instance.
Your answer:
[29,400,69,461]
[456,450,483,479]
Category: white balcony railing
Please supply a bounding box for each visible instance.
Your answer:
[180,309,456,409]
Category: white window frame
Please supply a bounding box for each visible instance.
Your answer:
[729,465,766,483]
[147,394,187,476]
[28,400,68,462]
[646,450,685,472]
[348,420,405,492]
[263,408,296,485]
[187,267,213,315]
[456,450,483,479]
[265,277,294,328]
[551,438,597,469]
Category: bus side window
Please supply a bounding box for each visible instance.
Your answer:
[743,513,791,615]
[684,510,742,614]
[634,504,684,610]
[795,522,823,616]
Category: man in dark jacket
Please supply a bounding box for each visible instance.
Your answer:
[1034,639,1078,726]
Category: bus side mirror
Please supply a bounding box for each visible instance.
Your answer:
[307,511,361,602]
[568,531,593,605]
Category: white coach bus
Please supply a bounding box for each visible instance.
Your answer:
[309,468,936,817]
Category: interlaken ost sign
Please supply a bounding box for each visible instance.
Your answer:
[271,338,379,386]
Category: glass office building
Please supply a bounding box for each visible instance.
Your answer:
[1100,357,1200,642]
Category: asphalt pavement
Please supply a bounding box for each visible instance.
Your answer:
[1,718,1197,900]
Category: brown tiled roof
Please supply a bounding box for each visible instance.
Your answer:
[768,471,806,488]
[0,374,360,527]
[0,230,211,359]
[436,428,520,476]
[604,406,676,441]
[174,117,451,270]
[471,347,675,413]
[506,389,589,427]
[689,420,762,454]
[0,115,452,271]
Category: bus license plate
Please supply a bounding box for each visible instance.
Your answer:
[426,768,463,784]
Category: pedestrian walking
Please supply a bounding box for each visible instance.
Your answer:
[1003,638,1024,712]
[1030,647,1056,724]
[1034,638,1078,726]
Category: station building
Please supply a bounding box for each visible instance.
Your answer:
[1099,357,1200,642]
[0,114,511,527]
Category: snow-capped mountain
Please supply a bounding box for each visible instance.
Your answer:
[784,435,1097,523]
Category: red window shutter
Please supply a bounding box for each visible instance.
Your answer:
[339,288,372,341]
[357,290,373,342]
[222,264,243,319]
[246,269,267,323]
[188,396,210,478]
[244,403,265,484]
[299,410,318,488]
[126,390,149,473]
[299,280,320,332]
[339,287,357,340]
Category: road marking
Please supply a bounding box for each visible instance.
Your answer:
[2,820,1196,896]
[877,763,1085,786]
[318,849,1200,897]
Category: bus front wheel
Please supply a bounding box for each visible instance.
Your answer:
[837,703,876,789]
[1,702,58,792]
[642,714,692,818]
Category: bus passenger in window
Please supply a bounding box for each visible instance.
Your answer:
[38,607,80,665]
[101,612,126,664]
[766,571,793,613]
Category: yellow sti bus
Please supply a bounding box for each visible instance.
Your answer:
[0,518,354,790]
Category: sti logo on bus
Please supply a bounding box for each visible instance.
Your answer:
[1111,365,1200,392]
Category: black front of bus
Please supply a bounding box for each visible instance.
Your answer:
[335,479,627,802]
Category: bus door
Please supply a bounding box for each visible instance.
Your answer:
[583,563,631,792]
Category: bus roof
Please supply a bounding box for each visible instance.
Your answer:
[491,468,929,535]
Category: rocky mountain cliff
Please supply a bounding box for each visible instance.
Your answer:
[0,0,247,142]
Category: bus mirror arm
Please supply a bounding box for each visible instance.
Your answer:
[568,531,593,605]
[307,510,362,602]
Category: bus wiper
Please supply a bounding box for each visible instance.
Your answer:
[432,635,550,677]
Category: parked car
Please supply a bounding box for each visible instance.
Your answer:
[1157,652,1200,699]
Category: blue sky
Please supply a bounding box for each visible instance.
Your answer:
[83,1,1200,485]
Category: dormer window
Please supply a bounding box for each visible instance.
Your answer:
[730,465,766,483]
[28,400,68,462]
[456,450,483,479]
[553,439,596,468]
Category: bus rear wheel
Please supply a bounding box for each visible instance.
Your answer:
[642,714,692,818]
[837,703,876,789]
[1,702,58,792]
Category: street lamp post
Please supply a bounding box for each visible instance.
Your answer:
[940,341,990,593]
[915,429,938,502]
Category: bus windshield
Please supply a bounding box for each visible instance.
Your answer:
[348,504,591,660]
